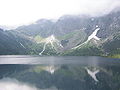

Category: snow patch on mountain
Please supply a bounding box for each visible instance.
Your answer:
[72,27,100,49]
[19,43,26,49]
[87,28,100,41]
[39,35,63,55]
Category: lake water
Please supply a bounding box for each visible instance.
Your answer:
[0,56,120,90]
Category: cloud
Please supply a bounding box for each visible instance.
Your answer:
[85,0,120,16]
[70,0,120,17]
[0,78,38,90]
[0,0,120,26]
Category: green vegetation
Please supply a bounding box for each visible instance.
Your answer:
[58,30,80,40]
[62,39,104,56]
[34,35,43,43]
[0,11,120,56]
[108,54,120,58]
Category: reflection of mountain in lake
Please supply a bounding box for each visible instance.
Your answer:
[0,64,120,90]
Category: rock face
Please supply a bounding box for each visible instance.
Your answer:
[14,11,120,38]
[0,10,120,55]
[0,29,33,55]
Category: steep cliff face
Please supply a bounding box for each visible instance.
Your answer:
[14,11,120,38]
[0,11,120,55]
[0,29,29,55]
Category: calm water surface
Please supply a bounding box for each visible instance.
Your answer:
[0,56,120,90]
[0,55,120,65]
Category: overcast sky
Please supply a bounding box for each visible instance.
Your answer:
[0,0,120,26]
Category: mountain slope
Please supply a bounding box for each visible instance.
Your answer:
[102,32,120,56]
[14,11,120,38]
[0,29,30,55]
[62,39,103,56]
[0,10,120,56]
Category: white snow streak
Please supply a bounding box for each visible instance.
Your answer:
[20,43,26,49]
[39,43,47,55]
[87,28,100,41]
[72,27,100,49]
[39,35,63,55]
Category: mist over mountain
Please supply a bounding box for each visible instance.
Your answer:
[14,10,120,38]
[0,0,120,26]
[0,9,120,57]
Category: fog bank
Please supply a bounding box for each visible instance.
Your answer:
[0,0,120,26]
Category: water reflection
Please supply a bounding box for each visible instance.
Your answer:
[0,64,120,90]
[0,78,38,90]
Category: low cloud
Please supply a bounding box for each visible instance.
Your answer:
[0,0,120,26]
[74,0,120,17]
[0,78,38,90]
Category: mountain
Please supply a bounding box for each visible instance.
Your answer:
[36,35,63,55]
[102,32,120,57]
[0,28,37,55]
[15,11,120,39]
[0,28,60,55]
[0,10,120,56]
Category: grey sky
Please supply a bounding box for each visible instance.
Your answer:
[0,0,120,26]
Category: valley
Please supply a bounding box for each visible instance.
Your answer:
[0,11,120,57]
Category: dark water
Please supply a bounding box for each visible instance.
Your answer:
[0,56,120,90]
